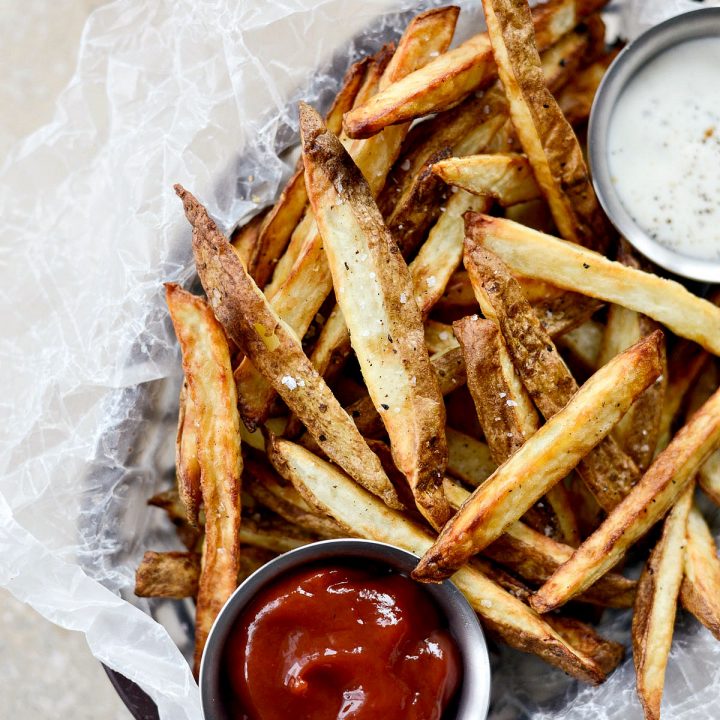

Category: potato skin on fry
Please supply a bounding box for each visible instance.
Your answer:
[176,382,201,527]
[300,103,450,530]
[632,484,693,720]
[532,386,720,614]
[165,284,242,674]
[175,185,400,511]
[134,551,201,599]
[414,331,663,582]
[480,0,610,251]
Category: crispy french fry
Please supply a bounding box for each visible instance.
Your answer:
[176,382,201,527]
[532,386,720,613]
[343,0,608,139]
[268,437,606,684]
[176,185,400,510]
[548,615,625,677]
[443,478,635,608]
[480,0,610,251]
[148,488,202,552]
[471,215,720,355]
[699,449,720,507]
[680,504,720,641]
[557,48,620,127]
[433,153,541,206]
[558,319,604,375]
[231,208,269,269]
[414,332,663,581]
[454,315,579,545]
[165,284,242,673]
[463,240,641,510]
[632,484,693,720]
[244,457,346,539]
[134,551,201,599]
[446,427,496,488]
[239,516,313,554]
[235,12,457,430]
[424,320,459,355]
[300,104,449,529]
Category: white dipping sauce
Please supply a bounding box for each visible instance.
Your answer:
[608,37,720,261]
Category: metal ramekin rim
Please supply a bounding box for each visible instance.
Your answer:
[588,6,720,283]
[199,537,490,720]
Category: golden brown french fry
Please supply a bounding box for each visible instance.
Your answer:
[599,244,667,473]
[464,240,641,510]
[680,504,720,641]
[532,386,720,614]
[558,319,604,375]
[480,0,610,251]
[300,104,449,529]
[432,153,541,206]
[548,615,625,677]
[385,18,601,212]
[446,427,496,488]
[176,185,400,510]
[176,382,201,527]
[472,215,720,355]
[454,315,579,545]
[248,58,369,288]
[268,436,606,684]
[424,320,459,355]
[165,284,242,673]
[557,48,620,127]
[238,516,313,554]
[414,332,663,581]
[134,551,201,599]
[148,489,202,551]
[231,208,269,270]
[632,484,693,720]
[243,457,346,539]
[343,0,608,139]
[443,478,636,608]
[699,449,720,507]
[235,11,457,430]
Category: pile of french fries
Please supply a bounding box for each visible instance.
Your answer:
[135,1,720,716]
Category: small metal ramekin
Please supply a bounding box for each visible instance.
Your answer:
[588,7,720,283]
[200,538,490,720]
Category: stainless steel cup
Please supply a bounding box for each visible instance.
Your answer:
[200,538,491,720]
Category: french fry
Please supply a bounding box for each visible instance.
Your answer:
[235,10,458,430]
[557,319,604,375]
[632,484,693,720]
[148,488,202,552]
[480,0,611,251]
[699,449,720,507]
[300,104,449,529]
[463,239,642,510]
[176,383,201,527]
[557,48,620,127]
[238,516,313,554]
[424,320,459,355]
[231,208,269,269]
[243,457,346,539]
[134,551,201,599]
[680,504,720,641]
[432,154,541,206]
[454,315,579,545]
[165,284,242,673]
[531,386,720,613]
[267,436,606,684]
[414,332,663,581]
[176,185,400,510]
[443,479,636,608]
[470,214,720,355]
[248,58,369,288]
[379,18,601,225]
[343,0,608,139]
[446,427,495,488]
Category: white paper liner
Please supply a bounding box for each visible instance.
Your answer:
[1,1,718,718]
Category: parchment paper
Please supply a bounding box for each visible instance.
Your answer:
[0,1,718,718]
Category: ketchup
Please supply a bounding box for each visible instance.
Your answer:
[222,562,461,720]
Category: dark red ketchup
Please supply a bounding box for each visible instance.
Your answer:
[222,563,461,720]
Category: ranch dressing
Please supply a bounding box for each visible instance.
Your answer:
[607,37,720,261]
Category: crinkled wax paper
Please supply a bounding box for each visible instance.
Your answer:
[0,0,718,718]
